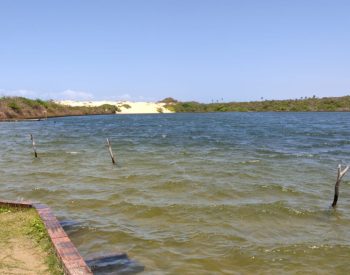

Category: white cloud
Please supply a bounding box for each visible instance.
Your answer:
[108,94,156,102]
[0,88,94,101]
[0,89,38,98]
[0,88,155,102]
[116,93,132,100]
[58,89,94,101]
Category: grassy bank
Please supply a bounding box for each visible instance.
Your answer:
[0,97,120,120]
[163,96,350,112]
[0,206,63,274]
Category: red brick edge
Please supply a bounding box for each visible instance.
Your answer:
[0,200,93,275]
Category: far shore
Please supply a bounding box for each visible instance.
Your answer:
[0,112,176,122]
[1,96,350,120]
[0,97,174,120]
[56,100,173,114]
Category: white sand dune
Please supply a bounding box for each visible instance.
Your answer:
[55,100,173,114]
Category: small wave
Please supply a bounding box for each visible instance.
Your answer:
[247,201,332,220]
[256,184,302,195]
[23,188,71,201]
[26,171,65,177]
[238,159,261,165]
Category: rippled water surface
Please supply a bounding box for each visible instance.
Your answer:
[1,113,350,274]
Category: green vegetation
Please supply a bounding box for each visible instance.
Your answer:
[158,97,178,104]
[0,206,63,274]
[8,101,21,112]
[27,216,63,275]
[122,103,132,109]
[100,104,121,113]
[0,97,119,120]
[1,95,349,120]
[163,96,350,112]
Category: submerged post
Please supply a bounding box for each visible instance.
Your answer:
[106,138,116,164]
[332,164,349,208]
[30,134,38,158]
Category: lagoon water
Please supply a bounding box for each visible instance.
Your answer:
[1,113,350,274]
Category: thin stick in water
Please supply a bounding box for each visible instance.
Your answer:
[30,134,38,158]
[332,164,349,207]
[106,138,116,164]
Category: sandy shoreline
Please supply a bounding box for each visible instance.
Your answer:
[56,100,173,114]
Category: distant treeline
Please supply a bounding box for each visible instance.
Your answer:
[161,96,350,112]
[0,97,120,120]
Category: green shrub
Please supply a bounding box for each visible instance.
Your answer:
[100,104,120,113]
[122,104,131,109]
[8,101,21,112]
[159,97,178,103]
[27,217,64,274]
[35,99,49,108]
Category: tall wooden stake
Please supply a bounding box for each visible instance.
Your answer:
[30,134,38,158]
[106,138,116,164]
[332,164,349,208]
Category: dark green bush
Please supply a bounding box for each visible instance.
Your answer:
[8,101,21,112]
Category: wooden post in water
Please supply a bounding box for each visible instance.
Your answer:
[106,138,116,164]
[332,164,349,208]
[30,134,38,158]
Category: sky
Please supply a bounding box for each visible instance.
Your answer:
[0,0,349,102]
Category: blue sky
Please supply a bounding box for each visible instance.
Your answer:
[0,0,349,102]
